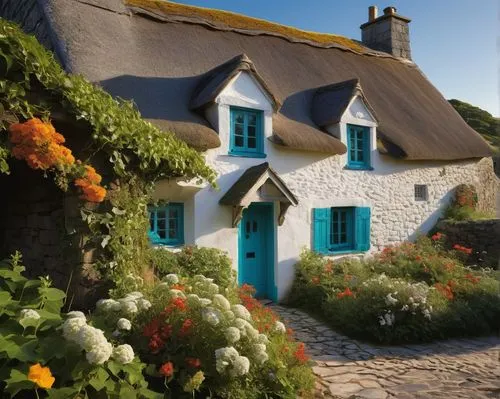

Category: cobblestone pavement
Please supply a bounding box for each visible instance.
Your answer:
[269,304,500,399]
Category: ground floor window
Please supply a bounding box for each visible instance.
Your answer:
[313,206,370,254]
[148,203,184,246]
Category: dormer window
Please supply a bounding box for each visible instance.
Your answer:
[229,107,265,158]
[347,124,371,170]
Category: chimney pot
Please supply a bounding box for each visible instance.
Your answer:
[383,6,397,16]
[368,6,378,22]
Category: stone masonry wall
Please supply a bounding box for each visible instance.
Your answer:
[437,219,500,268]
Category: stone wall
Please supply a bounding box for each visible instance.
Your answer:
[437,219,500,268]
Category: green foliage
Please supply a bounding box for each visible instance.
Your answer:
[449,99,499,153]
[0,253,159,398]
[0,19,216,185]
[443,205,494,221]
[289,238,500,343]
[152,246,236,289]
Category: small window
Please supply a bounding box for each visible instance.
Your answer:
[346,124,371,170]
[330,207,355,251]
[313,207,371,254]
[229,107,265,158]
[148,203,184,246]
[414,185,428,201]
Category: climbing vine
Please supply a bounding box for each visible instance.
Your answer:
[0,19,217,284]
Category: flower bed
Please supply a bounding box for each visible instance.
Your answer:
[0,253,314,398]
[289,237,500,343]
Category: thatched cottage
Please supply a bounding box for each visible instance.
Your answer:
[2,0,497,300]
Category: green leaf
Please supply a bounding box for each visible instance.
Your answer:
[88,367,110,392]
[4,369,34,396]
[19,317,40,329]
[46,387,80,399]
[119,384,137,399]
[0,291,12,306]
[106,360,121,377]
[41,288,66,301]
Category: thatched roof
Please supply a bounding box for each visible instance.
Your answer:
[8,0,492,160]
[312,79,378,127]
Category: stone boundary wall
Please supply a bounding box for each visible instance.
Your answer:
[437,219,500,268]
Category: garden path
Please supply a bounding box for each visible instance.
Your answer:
[269,304,500,399]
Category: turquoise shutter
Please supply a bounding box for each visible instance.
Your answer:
[363,127,371,168]
[313,208,331,254]
[355,207,371,252]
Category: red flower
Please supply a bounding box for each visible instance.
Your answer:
[453,244,472,255]
[149,334,165,353]
[143,318,160,338]
[160,362,174,377]
[434,282,454,301]
[185,357,201,368]
[415,256,422,261]
[293,343,309,364]
[160,324,173,340]
[465,273,480,284]
[164,297,188,314]
[179,319,193,336]
[324,262,333,273]
[311,276,320,285]
[336,287,354,299]
[431,232,443,241]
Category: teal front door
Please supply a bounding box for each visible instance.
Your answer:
[239,203,274,299]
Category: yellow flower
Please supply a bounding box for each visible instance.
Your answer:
[28,363,55,389]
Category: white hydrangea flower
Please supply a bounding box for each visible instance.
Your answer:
[169,289,186,299]
[234,318,249,335]
[215,346,239,374]
[422,309,432,320]
[66,311,86,320]
[223,310,235,321]
[125,291,143,300]
[202,308,221,326]
[207,283,219,296]
[137,298,152,311]
[120,300,138,316]
[165,274,179,284]
[252,344,266,353]
[401,304,409,311]
[157,282,170,291]
[212,294,231,311]
[384,312,395,326]
[378,316,386,326]
[230,356,250,377]
[257,334,269,344]
[20,309,40,321]
[254,351,269,365]
[86,341,113,365]
[63,317,87,343]
[385,293,398,306]
[96,299,120,312]
[199,298,212,307]
[274,321,286,334]
[187,294,201,306]
[77,325,108,351]
[231,305,251,321]
[112,344,135,364]
[117,318,132,331]
[224,327,241,344]
[245,325,259,341]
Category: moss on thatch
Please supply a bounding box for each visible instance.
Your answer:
[125,0,366,53]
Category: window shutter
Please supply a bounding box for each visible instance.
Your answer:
[354,207,371,252]
[313,208,331,254]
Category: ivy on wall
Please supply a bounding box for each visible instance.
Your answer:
[0,19,217,286]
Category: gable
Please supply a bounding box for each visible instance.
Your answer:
[216,72,274,111]
[341,96,377,125]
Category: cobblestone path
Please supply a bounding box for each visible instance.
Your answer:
[269,304,500,399]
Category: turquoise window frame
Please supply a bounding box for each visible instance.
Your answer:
[148,203,184,246]
[229,107,265,158]
[346,124,371,170]
[329,207,355,252]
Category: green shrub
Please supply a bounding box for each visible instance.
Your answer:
[0,253,158,398]
[151,246,236,289]
[289,238,500,343]
[97,275,315,398]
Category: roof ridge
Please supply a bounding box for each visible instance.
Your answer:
[123,0,409,60]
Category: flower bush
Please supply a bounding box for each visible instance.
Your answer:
[94,274,315,398]
[151,246,236,289]
[289,237,500,343]
[0,253,158,398]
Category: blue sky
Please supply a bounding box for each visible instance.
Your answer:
[173,0,498,116]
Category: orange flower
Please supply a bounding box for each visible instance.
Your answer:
[160,362,174,377]
[9,118,75,171]
[336,287,354,299]
[74,165,106,203]
[185,357,201,368]
[293,343,309,364]
[311,276,320,285]
[28,363,55,389]
[431,232,443,241]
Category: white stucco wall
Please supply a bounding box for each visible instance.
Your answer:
[155,71,496,301]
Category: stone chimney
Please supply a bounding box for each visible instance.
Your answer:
[360,6,412,59]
